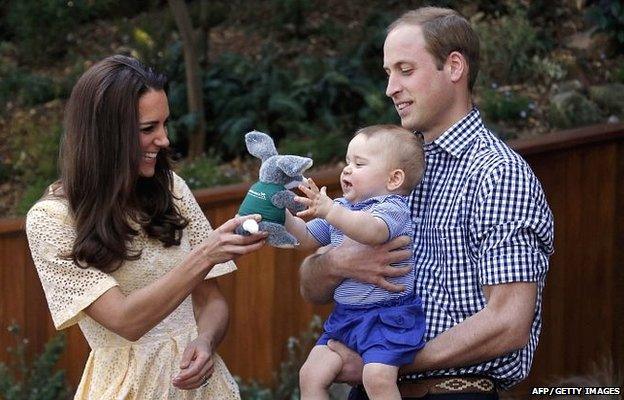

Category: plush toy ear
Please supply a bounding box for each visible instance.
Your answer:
[276,155,313,177]
[245,131,278,161]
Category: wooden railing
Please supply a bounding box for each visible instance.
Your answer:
[1,123,623,394]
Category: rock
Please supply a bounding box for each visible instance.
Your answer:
[608,115,620,124]
[553,79,583,94]
[548,91,602,129]
[589,84,624,118]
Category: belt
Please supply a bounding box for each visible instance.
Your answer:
[397,376,497,397]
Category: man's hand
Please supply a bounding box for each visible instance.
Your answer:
[300,235,413,303]
[295,178,334,219]
[332,235,413,293]
[327,340,364,385]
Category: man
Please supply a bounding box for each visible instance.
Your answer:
[299,7,554,400]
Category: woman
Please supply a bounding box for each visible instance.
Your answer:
[25,55,266,399]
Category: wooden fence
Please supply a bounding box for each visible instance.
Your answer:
[1,123,623,395]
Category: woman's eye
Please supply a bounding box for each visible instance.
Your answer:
[141,126,154,133]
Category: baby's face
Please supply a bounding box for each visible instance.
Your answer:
[341,134,393,203]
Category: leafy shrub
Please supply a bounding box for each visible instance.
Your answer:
[0,65,64,109]
[616,64,624,84]
[479,87,532,123]
[0,324,70,400]
[271,0,313,37]
[7,110,62,215]
[474,4,543,84]
[278,132,347,165]
[6,0,156,65]
[586,0,624,51]
[177,153,242,190]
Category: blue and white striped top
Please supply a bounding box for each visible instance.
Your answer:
[307,195,415,305]
[404,107,554,388]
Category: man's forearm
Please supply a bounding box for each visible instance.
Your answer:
[299,247,342,304]
[401,282,536,374]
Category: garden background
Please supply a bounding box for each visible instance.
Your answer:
[0,0,623,399]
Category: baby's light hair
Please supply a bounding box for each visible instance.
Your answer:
[354,125,426,194]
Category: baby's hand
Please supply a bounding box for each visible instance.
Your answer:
[294,178,334,219]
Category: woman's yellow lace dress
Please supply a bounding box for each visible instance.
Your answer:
[26,173,241,400]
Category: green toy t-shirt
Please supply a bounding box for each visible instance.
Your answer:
[238,182,286,225]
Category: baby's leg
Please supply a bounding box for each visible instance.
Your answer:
[362,363,400,400]
[299,345,343,400]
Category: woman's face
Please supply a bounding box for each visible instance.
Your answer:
[138,89,170,177]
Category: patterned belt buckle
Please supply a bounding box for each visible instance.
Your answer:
[430,376,495,394]
[398,375,496,397]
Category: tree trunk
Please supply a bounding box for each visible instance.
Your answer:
[168,0,206,159]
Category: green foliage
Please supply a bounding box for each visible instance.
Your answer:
[474,4,543,84]
[586,0,624,50]
[5,0,157,65]
[8,113,62,215]
[616,64,624,84]
[0,324,70,400]
[195,21,395,160]
[177,153,242,190]
[0,69,61,108]
[271,0,313,37]
[279,132,347,165]
[238,315,349,400]
[480,88,532,122]
[0,157,10,184]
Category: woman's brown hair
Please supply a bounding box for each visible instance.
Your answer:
[61,55,188,272]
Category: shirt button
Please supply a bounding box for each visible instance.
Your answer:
[396,316,404,325]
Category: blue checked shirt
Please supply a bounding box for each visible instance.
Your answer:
[307,195,415,305]
[403,108,554,388]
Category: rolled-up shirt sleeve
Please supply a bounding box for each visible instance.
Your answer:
[470,161,554,285]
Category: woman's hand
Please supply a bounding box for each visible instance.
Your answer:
[172,336,215,390]
[295,178,334,219]
[197,215,267,267]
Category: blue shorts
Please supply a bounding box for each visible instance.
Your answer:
[317,294,426,366]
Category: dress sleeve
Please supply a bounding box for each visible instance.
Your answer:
[173,172,237,279]
[25,200,119,330]
[470,162,554,285]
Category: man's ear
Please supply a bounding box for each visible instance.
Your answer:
[387,169,405,192]
[446,51,466,84]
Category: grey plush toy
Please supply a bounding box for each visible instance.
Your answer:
[236,131,313,248]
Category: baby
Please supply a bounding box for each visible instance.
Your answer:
[286,124,426,400]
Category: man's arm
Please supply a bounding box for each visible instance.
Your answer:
[299,236,413,304]
[328,281,537,381]
[404,281,536,372]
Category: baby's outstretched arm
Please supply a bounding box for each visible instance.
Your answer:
[284,210,322,251]
[295,178,389,245]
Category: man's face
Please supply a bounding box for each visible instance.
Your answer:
[383,24,452,136]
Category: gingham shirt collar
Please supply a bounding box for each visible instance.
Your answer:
[420,107,483,158]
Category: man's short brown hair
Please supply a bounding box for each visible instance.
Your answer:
[355,125,425,195]
[388,7,480,91]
